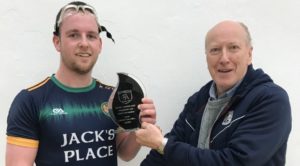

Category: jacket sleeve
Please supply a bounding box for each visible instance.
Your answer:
[141,84,291,166]
[141,107,193,166]
[141,92,200,166]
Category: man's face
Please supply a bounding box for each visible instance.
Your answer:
[53,11,102,75]
[205,21,252,96]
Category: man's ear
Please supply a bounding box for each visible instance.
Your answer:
[247,46,253,65]
[53,35,61,52]
[98,37,103,54]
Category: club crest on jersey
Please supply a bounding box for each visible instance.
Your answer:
[222,110,234,125]
[118,90,132,104]
[101,102,110,117]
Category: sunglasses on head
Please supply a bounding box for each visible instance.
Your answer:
[53,4,114,42]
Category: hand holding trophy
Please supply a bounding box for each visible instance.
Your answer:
[108,73,146,132]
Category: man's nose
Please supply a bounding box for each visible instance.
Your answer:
[219,49,230,64]
[78,36,89,48]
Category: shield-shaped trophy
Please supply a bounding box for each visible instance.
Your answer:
[108,72,145,132]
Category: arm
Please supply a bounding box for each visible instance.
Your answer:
[6,143,37,166]
[139,86,291,166]
[135,122,163,150]
[116,132,141,161]
[6,91,41,166]
[137,96,196,166]
[137,90,202,166]
[117,98,156,161]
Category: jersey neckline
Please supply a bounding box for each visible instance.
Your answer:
[50,74,96,93]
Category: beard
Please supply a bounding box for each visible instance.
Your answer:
[61,56,97,75]
[71,62,95,74]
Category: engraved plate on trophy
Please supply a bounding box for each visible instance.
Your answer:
[108,72,145,132]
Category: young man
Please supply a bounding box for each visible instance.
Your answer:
[136,20,291,166]
[6,1,156,166]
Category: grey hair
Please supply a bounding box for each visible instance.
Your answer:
[238,22,252,47]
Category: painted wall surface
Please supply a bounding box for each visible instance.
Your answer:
[1,0,299,165]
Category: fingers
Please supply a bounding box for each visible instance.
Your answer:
[140,116,156,124]
[138,98,155,110]
[156,125,162,133]
[139,108,156,123]
[141,97,154,104]
[140,121,148,129]
[138,98,156,124]
[140,122,162,134]
[135,122,164,149]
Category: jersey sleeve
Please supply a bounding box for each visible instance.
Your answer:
[6,90,40,148]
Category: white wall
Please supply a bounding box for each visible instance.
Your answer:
[1,0,299,165]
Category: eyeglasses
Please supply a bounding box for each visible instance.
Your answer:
[53,3,114,42]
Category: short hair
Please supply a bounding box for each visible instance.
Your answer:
[205,21,253,49]
[238,22,252,46]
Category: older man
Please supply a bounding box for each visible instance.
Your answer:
[136,20,291,166]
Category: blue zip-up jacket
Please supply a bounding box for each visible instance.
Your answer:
[141,65,291,166]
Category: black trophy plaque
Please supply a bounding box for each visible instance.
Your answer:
[108,72,145,132]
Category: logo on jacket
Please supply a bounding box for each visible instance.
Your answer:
[222,110,234,125]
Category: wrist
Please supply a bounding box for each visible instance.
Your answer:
[156,137,168,155]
